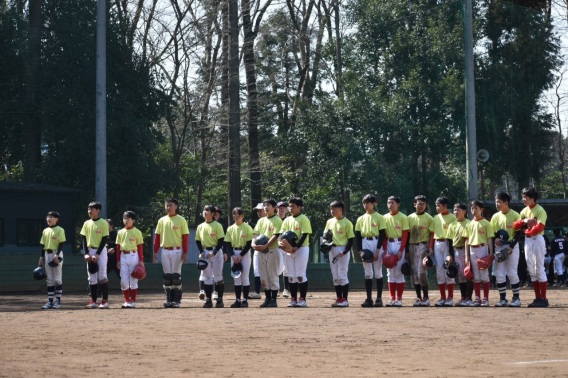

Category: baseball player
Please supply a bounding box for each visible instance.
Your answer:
[464,200,495,307]
[196,205,226,308]
[549,228,565,287]
[81,202,110,309]
[382,196,409,306]
[277,201,290,298]
[279,197,312,307]
[153,198,189,308]
[116,211,145,308]
[38,211,66,309]
[355,194,386,307]
[514,187,548,307]
[252,199,283,307]
[325,201,355,307]
[429,197,457,306]
[249,202,266,299]
[407,195,433,306]
[225,207,254,308]
[490,192,522,307]
[446,203,471,306]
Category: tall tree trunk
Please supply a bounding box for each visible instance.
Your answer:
[228,0,241,219]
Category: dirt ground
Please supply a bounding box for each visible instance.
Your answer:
[1,288,568,377]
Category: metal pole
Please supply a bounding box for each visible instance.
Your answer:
[464,0,477,203]
[333,1,342,99]
[96,0,107,217]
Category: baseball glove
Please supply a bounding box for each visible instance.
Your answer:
[360,249,374,263]
[464,261,474,280]
[401,261,411,276]
[423,254,434,268]
[476,254,494,270]
[446,261,459,279]
[87,261,99,274]
[494,247,511,263]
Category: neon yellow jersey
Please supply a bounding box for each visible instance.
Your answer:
[447,219,471,248]
[355,212,386,237]
[464,218,494,246]
[226,223,254,248]
[407,213,433,243]
[40,226,66,250]
[195,221,225,247]
[280,214,312,247]
[490,210,521,240]
[383,212,409,238]
[520,204,547,236]
[116,227,144,251]
[80,218,109,248]
[429,213,456,239]
[254,215,283,248]
[324,217,355,246]
[155,215,189,248]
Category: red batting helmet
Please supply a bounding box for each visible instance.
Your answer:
[476,255,494,271]
[464,262,474,280]
[131,264,146,280]
[383,253,398,269]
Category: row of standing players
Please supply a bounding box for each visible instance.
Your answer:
[37,186,554,309]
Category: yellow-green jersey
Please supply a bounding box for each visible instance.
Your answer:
[324,217,355,246]
[355,212,386,237]
[80,218,109,248]
[225,222,254,248]
[254,215,283,249]
[429,212,456,239]
[464,218,494,246]
[195,221,225,248]
[407,213,433,243]
[490,210,521,240]
[116,227,144,251]
[40,226,66,251]
[383,212,409,238]
[446,219,471,248]
[280,214,312,247]
[520,204,547,236]
[155,214,190,247]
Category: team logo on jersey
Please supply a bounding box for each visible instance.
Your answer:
[172,226,180,230]
[478,230,485,234]
[371,223,377,227]
[443,225,448,229]
[395,225,401,229]
[210,233,216,237]
[269,227,274,231]
[421,226,428,229]
[506,225,513,228]
[129,238,136,242]
[338,230,344,234]
[295,226,300,231]
[240,234,246,238]
[52,236,58,240]
[96,230,102,234]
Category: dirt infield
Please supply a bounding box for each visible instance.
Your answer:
[1,288,568,377]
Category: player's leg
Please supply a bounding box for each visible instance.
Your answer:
[469,247,482,306]
[454,247,467,305]
[202,256,215,307]
[494,257,507,306]
[211,251,224,307]
[295,246,310,306]
[477,246,490,305]
[433,240,447,306]
[170,248,184,307]
[506,244,521,307]
[86,248,100,307]
[241,252,252,307]
[374,248,384,306]
[258,252,271,307]
[385,241,397,306]
[441,244,455,306]
[330,246,342,306]
[43,255,55,309]
[266,248,281,306]
[408,244,421,305]
[129,253,140,307]
[280,248,290,297]
[417,243,430,305]
[558,253,566,286]
[534,236,548,305]
[120,256,131,307]
[337,246,350,306]
[97,248,109,308]
[393,242,405,306]
[53,253,63,308]
[231,251,242,307]
[199,278,205,300]
[285,252,298,306]
[250,251,262,299]
[360,238,377,307]
[161,249,174,307]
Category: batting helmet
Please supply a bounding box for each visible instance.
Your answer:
[33,266,46,280]
[360,249,374,263]
[494,247,510,263]
[494,229,509,245]
[231,262,243,279]
[476,254,494,270]
[320,240,333,255]
[383,253,398,269]
[255,234,270,246]
[446,261,459,279]
[464,261,474,280]
[423,254,434,268]
[48,256,64,267]
[196,258,208,270]
[87,261,99,274]
[131,264,146,280]
[279,231,298,248]
[401,261,411,276]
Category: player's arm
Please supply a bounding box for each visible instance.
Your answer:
[377,229,385,252]
[95,236,108,255]
[224,241,233,257]
[428,232,435,254]
[342,237,354,256]
[38,246,46,266]
[355,230,363,252]
[448,241,454,261]
[196,240,204,255]
[488,237,494,256]
[137,244,144,266]
[240,240,253,257]
[464,238,470,263]
[212,237,225,255]
[524,219,545,236]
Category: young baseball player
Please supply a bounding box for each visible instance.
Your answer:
[325,201,355,307]
[225,207,254,308]
[429,197,457,306]
[549,229,566,287]
[252,199,283,307]
[250,202,266,299]
[446,203,471,306]
[382,196,409,306]
[464,200,495,306]
[199,206,224,300]
[277,201,290,298]
[514,187,548,307]
[407,195,433,306]
[81,202,110,309]
[490,192,522,307]
[355,194,386,307]
[196,205,226,308]
[279,197,312,307]
[38,211,66,309]
[116,211,145,308]
[153,198,189,308]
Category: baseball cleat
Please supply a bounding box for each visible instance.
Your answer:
[296,298,307,307]
[420,298,431,306]
[260,299,270,308]
[41,302,54,309]
[543,299,550,307]
[508,298,521,307]
[495,299,508,307]
[412,298,422,307]
[480,298,489,307]
[85,300,99,309]
[163,301,172,308]
[248,293,262,299]
[470,298,481,307]
[199,291,205,300]
[374,299,383,307]
[52,302,61,309]
[129,302,136,308]
[336,299,349,307]
[385,299,395,307]
[98,300,110,309]
[331,298,341,307]
[454,299,464,307]
[287,299,297,307]
[240,300,249,308]
[393,300,402,307]
[203,300,213,308]
[282,289,290,298]
[121,302,130,308]
[171,302,180,308]
[213,291,219,300]
[215,299,224,308]
[434,299,446,307]
[361,299,374,307]
[230,300,241,308]
[443,299,454,306]
[267,299,278,307]
[528,298,539,308]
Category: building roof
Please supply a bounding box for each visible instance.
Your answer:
[0,181,82,194]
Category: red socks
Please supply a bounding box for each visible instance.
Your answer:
[482,282,490,299]
[396,283,405,300]
[131,289,138,302]
[540,281,547,300]
[123,289,138,302]
[438,283,446,300]
[388,283,396,300]
[474,282,481,299]
[532,281,540,298]
[123,290,130,302]
[447,283,454,299]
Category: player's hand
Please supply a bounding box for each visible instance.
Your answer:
[108,248,115,254]
[84,254,92,263]
[116,263,121,270]
[53,256,60,264]
[139,261,145,268]
[232,256,239,263]
[251,243,258,251]
[382,251,387,259]
[223,253,228,262]
[257,244,269,252]
[374,250,380,261]
[507,247,513,255]
[206,252,214,259]
[181,254,188,263]
[526,218,537,228]
[38,257,43,267]
[428,247,434,255]
[495,239,503,247]
[397,251,403,261]
[153,254,158,263]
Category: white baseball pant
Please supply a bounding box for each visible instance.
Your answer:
[554,253,565,276]
[231,249,251,286]
[469,245,489,283]
[454,247,466,283]
[386,240,405,284]
[434,240,454,285]
[329,246,350,286]
[200,248,224,285]
[161,247,183,275]
[525,235,547,282]
[278,248,287,276]
[45,252,63,286]
[408,242,428,286]
[362,237,383,279]
[285,246,309,283]
[494,244,520,285]
[87,247,108,285]
[258,248,281,290]
[120,252,140,290]
[253,250,259,277]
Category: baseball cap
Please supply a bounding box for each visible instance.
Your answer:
[253,203,264,210]
[277,201,288,208]
[214,206,223,214]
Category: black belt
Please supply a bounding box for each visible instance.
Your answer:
[388,238,402,242]
[363,236,377,240]
[45,249,55,253]
[410,242,428,245]
[233,247,244,250]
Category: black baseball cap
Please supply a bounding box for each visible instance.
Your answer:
[277,201,288,208]
[214,206,223,214]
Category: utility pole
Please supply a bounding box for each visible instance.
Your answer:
[332,0,342,99]
[96,0,107,217]
[464,0,477,203]
[228,0,241,219]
